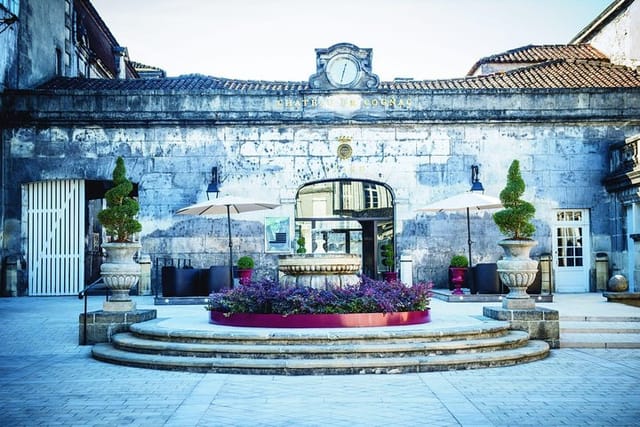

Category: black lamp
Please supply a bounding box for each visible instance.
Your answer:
[206,167,220,199]
[470,165,484,193]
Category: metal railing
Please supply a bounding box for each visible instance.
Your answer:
[78,278,109,346]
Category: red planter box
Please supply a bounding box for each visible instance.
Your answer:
[209,310,430,328]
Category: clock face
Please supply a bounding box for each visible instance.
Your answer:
[326,55,360,87]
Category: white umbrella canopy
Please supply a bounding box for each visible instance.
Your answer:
[418,192,502,212]
[176,195,280,287]
[176,195,280,216]
[418,192,503,266]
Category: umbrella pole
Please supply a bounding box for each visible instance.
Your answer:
[466,207,472,266]
[226,205,234,288]
[466,207,475,293]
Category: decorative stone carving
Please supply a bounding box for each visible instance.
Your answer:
[100,242,141,312]
[497,239,539,310]
[278,254,361,290]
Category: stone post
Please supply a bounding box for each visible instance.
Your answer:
[3,255,18,297]
[400,254,413,286]
[138,254,152,295]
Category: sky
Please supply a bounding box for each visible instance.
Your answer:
[91,0,613,81]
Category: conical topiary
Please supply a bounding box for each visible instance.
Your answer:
[492,159,536,240]
[97,157,142,242]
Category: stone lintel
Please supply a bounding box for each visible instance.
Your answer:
[484,306,560,349]
[78,309,157,345]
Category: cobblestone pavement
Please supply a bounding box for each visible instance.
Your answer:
[0,295,639,427]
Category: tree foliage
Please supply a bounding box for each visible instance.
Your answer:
[492,159,536,239]
[97,157,142,242]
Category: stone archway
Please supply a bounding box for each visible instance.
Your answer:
[294,179,394,279]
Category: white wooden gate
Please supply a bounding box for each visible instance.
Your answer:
[26,180,85,295]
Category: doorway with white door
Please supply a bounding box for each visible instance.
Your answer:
[552,209,591,293]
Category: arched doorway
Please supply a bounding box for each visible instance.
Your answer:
[295,179,394,279]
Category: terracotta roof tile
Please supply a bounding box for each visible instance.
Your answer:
[35,56,640,93]
[467,44,608,75]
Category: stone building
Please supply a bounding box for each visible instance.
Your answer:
[1,0,639,297]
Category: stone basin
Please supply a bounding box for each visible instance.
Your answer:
[278,254,361,290]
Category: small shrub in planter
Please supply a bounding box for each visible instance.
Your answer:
[237,256,255,269]
[296,236,306,254]
[237,256,254,285]
[449,255,469,268]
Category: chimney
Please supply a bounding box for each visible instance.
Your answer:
[113,46,128,79]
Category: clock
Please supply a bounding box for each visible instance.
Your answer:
[326,55,360,87]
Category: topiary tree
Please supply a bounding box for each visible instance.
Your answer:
[296,236,306,254]
[97,157,142,242]
[492,159,536,240]
[381,243,394,271]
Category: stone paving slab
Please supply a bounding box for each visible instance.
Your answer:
[0,295,639,426]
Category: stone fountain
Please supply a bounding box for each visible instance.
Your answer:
[278,253,361,290]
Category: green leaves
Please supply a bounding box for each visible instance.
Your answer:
[493,160,536,239]
[97,157,142,242]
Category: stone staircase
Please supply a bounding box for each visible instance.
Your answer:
[92,318,550,374]
[560,315,640,348]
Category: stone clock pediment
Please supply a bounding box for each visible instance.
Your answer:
[308,43,380,91]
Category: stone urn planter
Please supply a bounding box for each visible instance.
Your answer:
[497,239,538,309]
[100,241,141,312]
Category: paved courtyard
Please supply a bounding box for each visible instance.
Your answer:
[0,294,639,426]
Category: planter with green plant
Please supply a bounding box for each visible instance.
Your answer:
[296,236,307,254]
[492,159,538,309]
[237,255,255,285]
[380,243,397,282]
[97,156,143,312]
[448,254,469,295]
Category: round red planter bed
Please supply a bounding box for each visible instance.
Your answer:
[209,310,430,328]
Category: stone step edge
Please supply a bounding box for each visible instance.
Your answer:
[560,333,640,349]
[92,340,549,374]
[561,316,640,322]
[129,318,512,343]
[561,325,640,333]
[111,330,531,358]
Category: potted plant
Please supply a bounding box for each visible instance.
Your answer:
[237,255,255,285]
[97,156,143,312]
[448,254,468,295]
[492,159,538,309]
[381,243,397,282]
[296,236,306,254]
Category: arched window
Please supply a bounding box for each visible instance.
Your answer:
[295,179,394,279]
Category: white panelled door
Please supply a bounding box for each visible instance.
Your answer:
[26,180,85,296]
[552,209,590,293]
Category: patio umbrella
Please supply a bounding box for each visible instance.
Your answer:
[176,195,280,287]
[418,192,502,266]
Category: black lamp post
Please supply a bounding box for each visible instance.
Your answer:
[466,165,484,272]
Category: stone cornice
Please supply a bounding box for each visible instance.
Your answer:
[3,88,640,126]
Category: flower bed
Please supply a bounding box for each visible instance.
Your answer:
[209,310,430,328]
[207,277,433,328]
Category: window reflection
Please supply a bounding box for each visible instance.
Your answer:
[295,179,394,279]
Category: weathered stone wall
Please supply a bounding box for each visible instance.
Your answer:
[3,88,640,286]
[587,0,640,70]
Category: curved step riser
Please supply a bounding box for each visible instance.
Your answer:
[111,333,530,359]
[92,341,549,375]
[94,319,550,374]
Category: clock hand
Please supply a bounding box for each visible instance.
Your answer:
[340,63,347,83]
